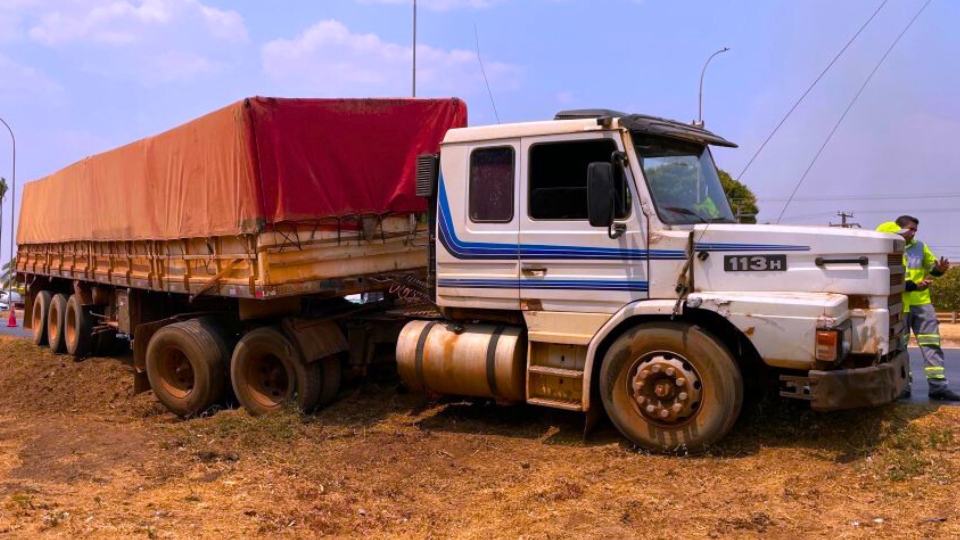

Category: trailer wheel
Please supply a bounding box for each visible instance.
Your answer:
[47,293,70,354]
[146,318,230,417]
[599,322,743,453]
[32,291,53,347]
[231,327,322,415]
[65,295,95,358]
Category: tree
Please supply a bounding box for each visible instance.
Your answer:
[0,259,15,292]
[931,266,960,311]
[0,177,6,287]
[718,169,759,224]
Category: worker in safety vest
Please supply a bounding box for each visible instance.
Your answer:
[893,215,959,401]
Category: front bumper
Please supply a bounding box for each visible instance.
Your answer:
[780,348,910,411]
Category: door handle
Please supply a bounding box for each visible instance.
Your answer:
[521,265,547,277]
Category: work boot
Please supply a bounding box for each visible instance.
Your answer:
[928,388,960,402]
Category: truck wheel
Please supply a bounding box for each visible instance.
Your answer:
[599,322,743,453]
[65,295,95,358]
[146,318,230,417]
[32,291,53,347]
[47,293,70,354]
[231,327,322,415]
[317,356,342,406]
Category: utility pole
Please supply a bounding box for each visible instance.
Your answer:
[830,211,860,228]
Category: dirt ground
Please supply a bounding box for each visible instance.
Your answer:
[0,336,958,539]
[935,323,960,348]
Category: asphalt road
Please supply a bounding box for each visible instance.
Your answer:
[1,320,957,406]
[902,347,960,406]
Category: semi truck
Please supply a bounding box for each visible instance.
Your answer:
[17,97,909,452]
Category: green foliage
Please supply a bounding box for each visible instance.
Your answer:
[718,169,759,224]
[931,266,960,311]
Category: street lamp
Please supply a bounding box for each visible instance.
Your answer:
[697,46,730,128]
[0,115,15,326]
[412,0,417,97]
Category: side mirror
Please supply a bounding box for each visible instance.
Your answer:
[587,162,615,228]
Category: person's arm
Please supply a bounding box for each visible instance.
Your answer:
[925,244,950,276]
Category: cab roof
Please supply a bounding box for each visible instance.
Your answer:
[555,109,738,148]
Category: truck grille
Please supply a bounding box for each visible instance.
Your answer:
[888,251,906,352]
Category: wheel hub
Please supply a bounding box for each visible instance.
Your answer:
[630,352,703,424]
[246,354,291,407]
[158,350,195,398]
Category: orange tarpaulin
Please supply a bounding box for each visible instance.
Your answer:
[17,97,467,244]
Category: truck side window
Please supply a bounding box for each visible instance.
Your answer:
[528,139,626,220]
[469,147,515,223]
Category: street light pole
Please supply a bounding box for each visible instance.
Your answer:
[0,115,15,325]
[412,0,417,97]
[697,46,730,128]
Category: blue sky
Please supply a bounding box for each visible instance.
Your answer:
[1,0,958,260]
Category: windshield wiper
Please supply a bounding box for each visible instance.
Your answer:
[662,206,708,223]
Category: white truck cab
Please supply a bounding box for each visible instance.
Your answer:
[397,110,909,452]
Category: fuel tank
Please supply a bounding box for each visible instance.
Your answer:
[396,320,526,401]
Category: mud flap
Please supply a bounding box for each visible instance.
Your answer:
[801,349,910,411]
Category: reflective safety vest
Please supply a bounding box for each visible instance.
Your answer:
[905,239,938,306]
[694,197,720,219]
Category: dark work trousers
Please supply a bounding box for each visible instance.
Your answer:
[906,303,949,392]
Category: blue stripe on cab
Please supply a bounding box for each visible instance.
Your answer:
[437,178,809,261]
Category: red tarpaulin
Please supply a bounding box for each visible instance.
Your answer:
[18,97,467,244]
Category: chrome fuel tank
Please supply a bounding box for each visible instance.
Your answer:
[396,320,526,401]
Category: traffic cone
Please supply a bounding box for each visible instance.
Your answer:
[7,310,16,328]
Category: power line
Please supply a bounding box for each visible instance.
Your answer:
[780,207,959,221]
[758,192,960,202]
[736,0,889,183]
[776,0,934,223]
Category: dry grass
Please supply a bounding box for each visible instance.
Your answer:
[0,336,958,538]
[938,323,960,347]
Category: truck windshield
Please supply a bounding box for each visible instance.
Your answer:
[634,134,736,224]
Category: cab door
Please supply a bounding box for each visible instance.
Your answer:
[435,141,521,310]
[517,133,648,314]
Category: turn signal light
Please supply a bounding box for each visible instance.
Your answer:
[816,330,840,362]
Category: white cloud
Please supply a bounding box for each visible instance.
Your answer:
[0,53,65,103]
[355,0,512,10]
[262,19,522,97]
[1,0,247,85]
[28,0,246,46]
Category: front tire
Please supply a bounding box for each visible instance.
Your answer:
[599,322,743,453]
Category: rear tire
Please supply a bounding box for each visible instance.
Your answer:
[47,293,69,354]
[145,318,231,417]
[65,294,95,358]
[231,327,322,415]
[317,356,342,407]
[599,322,743,453]
[31,291,52,347]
